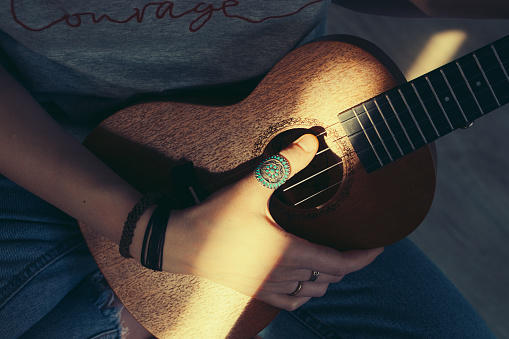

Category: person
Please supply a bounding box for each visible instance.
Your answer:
[0,0,507,338]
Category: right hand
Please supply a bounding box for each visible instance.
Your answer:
[158,134,384,311]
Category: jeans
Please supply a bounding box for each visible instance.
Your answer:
[0,175,123,338]
[0,174,495,338]
[260,239,495,338]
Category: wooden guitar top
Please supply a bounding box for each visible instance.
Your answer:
[80,36,436,338]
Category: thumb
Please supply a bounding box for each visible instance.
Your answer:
[246,134,319,200]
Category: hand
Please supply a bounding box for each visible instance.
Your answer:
[161,134,384,311]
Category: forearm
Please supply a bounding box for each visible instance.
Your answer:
[0,65,147,256]
[332,0,509,19]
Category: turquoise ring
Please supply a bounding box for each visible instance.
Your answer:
[254,154,291,190]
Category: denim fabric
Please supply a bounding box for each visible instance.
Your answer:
[0,174,495,338]
[260,239,495,338]
[0,175,123,338]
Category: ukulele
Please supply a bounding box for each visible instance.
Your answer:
[79,34,509,338]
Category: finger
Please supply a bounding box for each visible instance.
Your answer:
[262,280,330,298]
[278,134,319,181]
[266,269,343,284]
[238,134,319,202]
[285,238,384,277]
[256,293,312,312]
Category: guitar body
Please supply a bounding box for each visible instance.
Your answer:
[80,36,436,338]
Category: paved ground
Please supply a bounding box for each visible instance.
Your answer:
[327,5,509,338]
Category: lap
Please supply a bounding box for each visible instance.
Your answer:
[261,238,495,338]
[0,175,122,338]
[0,175,494,338]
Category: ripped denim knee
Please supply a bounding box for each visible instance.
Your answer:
[14,270,126,339]
[91,271,128,339]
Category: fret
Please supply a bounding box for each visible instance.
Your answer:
[362,104,393,162]
[342,108,392,167]
[410,82,440,136]
[493,37,509,78]
[386,91,424,150]
[457,55,499,113]
[491,44,509,82]
[345,128,371,154]
[439,69,470,125]
[425,70,467,130]
[473,54,500,106]
[339,35,509,173]
[397,87,429,144]
[352,107,385,167]
[341,106,390,165]
[455,61,484,114]
[411,77,454,135]
[338,107,356,123]
[363,101,401,160]
[340,110,379,171]
[377,95,414,154]
[441,63,483,122]
[340,101,405,171]
[354,106,393,165]
[425,76,454,130]
[373,98,404,156]
[477,46,509,106]
[353,106,373,129]
[340,111,364,137]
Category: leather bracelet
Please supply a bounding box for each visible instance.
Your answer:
[119,192,163,259]
[140,203,171,271]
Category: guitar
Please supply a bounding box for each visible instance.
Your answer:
[79,34,509,338]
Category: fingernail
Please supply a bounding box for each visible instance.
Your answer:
[293,134,317,153]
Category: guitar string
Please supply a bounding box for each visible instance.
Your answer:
[319,45,509,152]
[198,41,509,179]
[344,61,509,156]
[196,64,509,196]
[189,143,355,207]
[186,88,477,203]
[177,50,509,206]
[339,62,509,161]
[276,49,509,201]
[286,40,509,195]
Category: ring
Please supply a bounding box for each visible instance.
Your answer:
[254,154,291,189]
[288,281,304,296]
[309,271,320,282]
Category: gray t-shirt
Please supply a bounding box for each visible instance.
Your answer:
[1,0,330,121]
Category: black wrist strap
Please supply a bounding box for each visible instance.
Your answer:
[140,203,171,271]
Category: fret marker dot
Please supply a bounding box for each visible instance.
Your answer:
[444,96,450,102]
[476,81,482,87]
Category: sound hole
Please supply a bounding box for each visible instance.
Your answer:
[263,127,344,209]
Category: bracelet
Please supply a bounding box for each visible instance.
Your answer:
[119,192,163,259]
[140,203,171,271]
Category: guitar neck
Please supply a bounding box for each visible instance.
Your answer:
[340,35,509,173]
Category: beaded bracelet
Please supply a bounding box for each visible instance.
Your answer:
[119,192,163,259]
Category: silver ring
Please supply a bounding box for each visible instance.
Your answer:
[288,281,304,296]
[254,154,291,190]
[309,271,320,282]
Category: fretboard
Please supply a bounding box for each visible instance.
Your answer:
[339,35,509,173]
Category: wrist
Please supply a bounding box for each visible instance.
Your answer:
[120,193,174,272]
[140,204,171,271]
[129,205,157,262]
[119,192,164,260]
